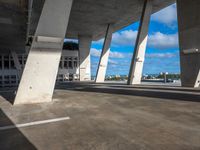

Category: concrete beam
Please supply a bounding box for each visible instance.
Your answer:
[78,35,92,81]
[14,0,73,104]
[177,0,200,88]
[95,24,113,83]
[128,0,152,85]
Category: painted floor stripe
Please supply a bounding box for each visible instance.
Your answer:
[0,117,70,131]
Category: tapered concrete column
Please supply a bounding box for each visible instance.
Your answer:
[14,0,73,104]
[177,0,200,88]
[128,0,152,85]
[95,24,113,83]
[78,35,92,81]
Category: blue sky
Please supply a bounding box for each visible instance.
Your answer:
[90,3,180,76]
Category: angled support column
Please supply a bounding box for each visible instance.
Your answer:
[78,35,92,81]
[14,0,73,104]
[128,0,152,85]
[95,24,113,83]
[177,0,200,88]
[11,51,23,79]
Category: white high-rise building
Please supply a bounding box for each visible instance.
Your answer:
[0,42,79,87]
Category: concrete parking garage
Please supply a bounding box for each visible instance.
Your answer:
[0,0,200,149]
[0,82,200,150]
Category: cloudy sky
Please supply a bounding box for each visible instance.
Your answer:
[91,3,179,76]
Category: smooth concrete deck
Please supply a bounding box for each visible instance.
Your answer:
[0,82,200,150]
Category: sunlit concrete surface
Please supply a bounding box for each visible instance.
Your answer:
[0,82,200,150]
[1,0,199,105]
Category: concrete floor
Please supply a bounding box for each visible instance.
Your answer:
[0,82,200,150]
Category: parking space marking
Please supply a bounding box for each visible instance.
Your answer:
[0,117,70,131]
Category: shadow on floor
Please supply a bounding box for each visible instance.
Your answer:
[106,85,200,93]
[0,90,16,105]
[0,109,37,150]
[0,82,199,104]
[56,83,200,103]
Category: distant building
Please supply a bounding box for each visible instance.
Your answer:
[0,42,79,87]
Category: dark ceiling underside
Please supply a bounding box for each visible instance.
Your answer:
[0,0,175,53]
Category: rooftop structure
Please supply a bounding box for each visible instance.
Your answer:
[0,0,174,52]
[0,0,199,105]
[0,1,200,149]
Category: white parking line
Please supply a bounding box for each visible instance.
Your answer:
[0,117,70,131]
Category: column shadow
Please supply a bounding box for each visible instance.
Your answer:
[0,109,37,150]
[55,83,200,103]
[0,90,16,105]
[107,85,200,93]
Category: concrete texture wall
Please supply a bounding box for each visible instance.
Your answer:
[78,35,92,81]
[0,0,175,53]
[95,24,113,83]
[14,0,73,104]
[177,0,200,87]
[128,0,152,85]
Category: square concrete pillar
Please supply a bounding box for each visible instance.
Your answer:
[177,0,200,88]
[128,0,152,85]
[95,24,113,83]
[78,35,92,81]
[14,0,73,104]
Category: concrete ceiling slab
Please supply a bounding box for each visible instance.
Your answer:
[0,0,175,52]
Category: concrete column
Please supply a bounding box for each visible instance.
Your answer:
[128,0,152,85]
[14,0,73,104]
[177,0,200,88]
[95,24,113,83]
[78,35,92,81]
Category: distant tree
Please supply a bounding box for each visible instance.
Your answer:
[63,42,79,50]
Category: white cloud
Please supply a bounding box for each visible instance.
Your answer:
[151,4,177,26]
[108,59,118,65]
[146,52,177,58]
[92,30,138,46]
[90,48,101,57]
[148,32,178,49]
[64,38,78,43]
[93,29,178,50]
[90,48,127,58]
[92,39,104,45]
[114,30,178,49]
[112,30,138,46]
[109,51,124,58]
